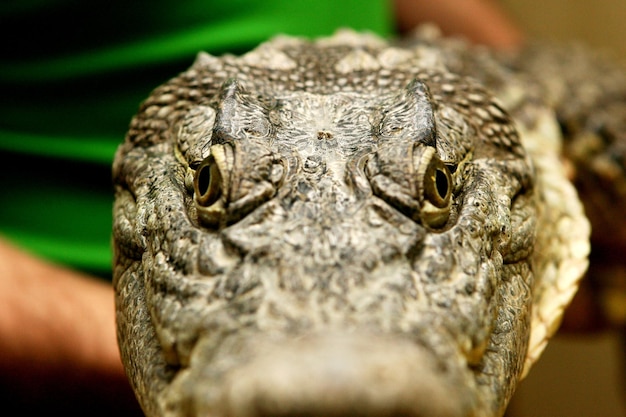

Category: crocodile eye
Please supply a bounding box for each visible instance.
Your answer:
[191,143,283,228]
[194,156,223,207]
[415,147,453,229]
[424,157,452,209]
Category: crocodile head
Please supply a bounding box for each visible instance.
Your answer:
[112,31,589,417]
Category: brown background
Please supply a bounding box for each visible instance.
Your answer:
[503,0,626,60]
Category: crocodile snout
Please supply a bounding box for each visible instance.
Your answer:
[180,333,476,417]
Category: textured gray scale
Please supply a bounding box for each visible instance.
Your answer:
[112,27,626,417]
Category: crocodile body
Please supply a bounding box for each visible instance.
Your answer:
[112,28,626,417]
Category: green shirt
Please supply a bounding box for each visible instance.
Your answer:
[0,0,393,275]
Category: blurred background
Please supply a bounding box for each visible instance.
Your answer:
[500,1,626,416]
[502,0,626,60]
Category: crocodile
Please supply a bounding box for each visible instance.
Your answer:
[112,27,626,417]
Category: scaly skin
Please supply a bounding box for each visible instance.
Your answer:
[111,29,623,416]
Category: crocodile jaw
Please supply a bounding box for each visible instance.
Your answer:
[162,332,480,417]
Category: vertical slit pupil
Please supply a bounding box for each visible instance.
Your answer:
[198,164,211,196]
[435,168,449,199]
[195,160,222,206]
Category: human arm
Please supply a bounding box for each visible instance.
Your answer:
[0,237,140,414]
[393,0,525,50]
